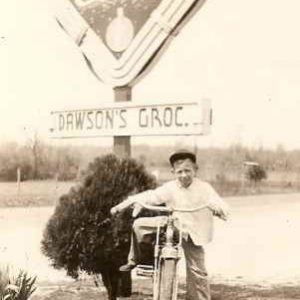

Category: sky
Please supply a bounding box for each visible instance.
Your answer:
[1,0,300,149]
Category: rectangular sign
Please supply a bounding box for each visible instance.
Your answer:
[50,100,212,138]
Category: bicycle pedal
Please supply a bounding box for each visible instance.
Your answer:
[136,264,154,277]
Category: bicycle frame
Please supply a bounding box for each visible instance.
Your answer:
[153,215,181,300]
[135,202,207,300]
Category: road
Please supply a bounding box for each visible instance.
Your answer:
[206,193,300,285]
[0,193,300,285]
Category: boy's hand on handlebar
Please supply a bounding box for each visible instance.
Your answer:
[110,197,136,216]
[111,202,142,218]
[110,206,120,216]
[216,212,228,221]
[207,202,219,213]
[207,202,228,221]
[132,203,143,218]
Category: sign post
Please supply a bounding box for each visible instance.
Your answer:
[114,86,132,158]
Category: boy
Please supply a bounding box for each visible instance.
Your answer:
[111,149,228,300]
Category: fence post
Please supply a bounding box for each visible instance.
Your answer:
[17,167,21,197]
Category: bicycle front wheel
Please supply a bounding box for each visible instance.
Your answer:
[159,258,177,300]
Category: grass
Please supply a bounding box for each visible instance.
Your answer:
[0,181,74,207]
[0,266,37,300]
[0,177,299,208]
[0,265,10,296]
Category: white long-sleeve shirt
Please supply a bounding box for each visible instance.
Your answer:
[118,178,229,245]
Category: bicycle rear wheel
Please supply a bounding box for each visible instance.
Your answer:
[158,258,177,300]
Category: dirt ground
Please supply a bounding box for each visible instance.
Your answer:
[1,193,300,299]
[29,279,300,300]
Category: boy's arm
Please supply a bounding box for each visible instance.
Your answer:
[111,185,170,216]
[110,196,136,215]
[206,184,229,220]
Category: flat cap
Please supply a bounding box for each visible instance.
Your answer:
[169,149,196,166]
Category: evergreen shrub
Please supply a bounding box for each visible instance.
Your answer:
[41,154,157,299]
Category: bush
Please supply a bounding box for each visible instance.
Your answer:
[41,154,157,300]
[245,164,267,184]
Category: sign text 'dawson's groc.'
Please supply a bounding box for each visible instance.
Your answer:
[50,102,211,138]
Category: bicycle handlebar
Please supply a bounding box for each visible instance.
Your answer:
[135,201,208,213]
[112,197,209,216]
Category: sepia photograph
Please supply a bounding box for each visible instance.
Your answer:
[1,0,300,299]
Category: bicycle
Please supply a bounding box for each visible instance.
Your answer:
[117,200,207,300]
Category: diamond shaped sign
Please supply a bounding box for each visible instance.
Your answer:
[55,0,207,87]
[71,0,162,57]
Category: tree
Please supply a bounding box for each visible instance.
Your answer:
[245,163,267,185]
[0,142,33,181]
[24,130,45,179]
[41,154,157,300]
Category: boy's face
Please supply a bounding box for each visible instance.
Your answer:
[172,158,197,188]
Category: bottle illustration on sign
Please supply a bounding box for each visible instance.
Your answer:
[105,7,134,53]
